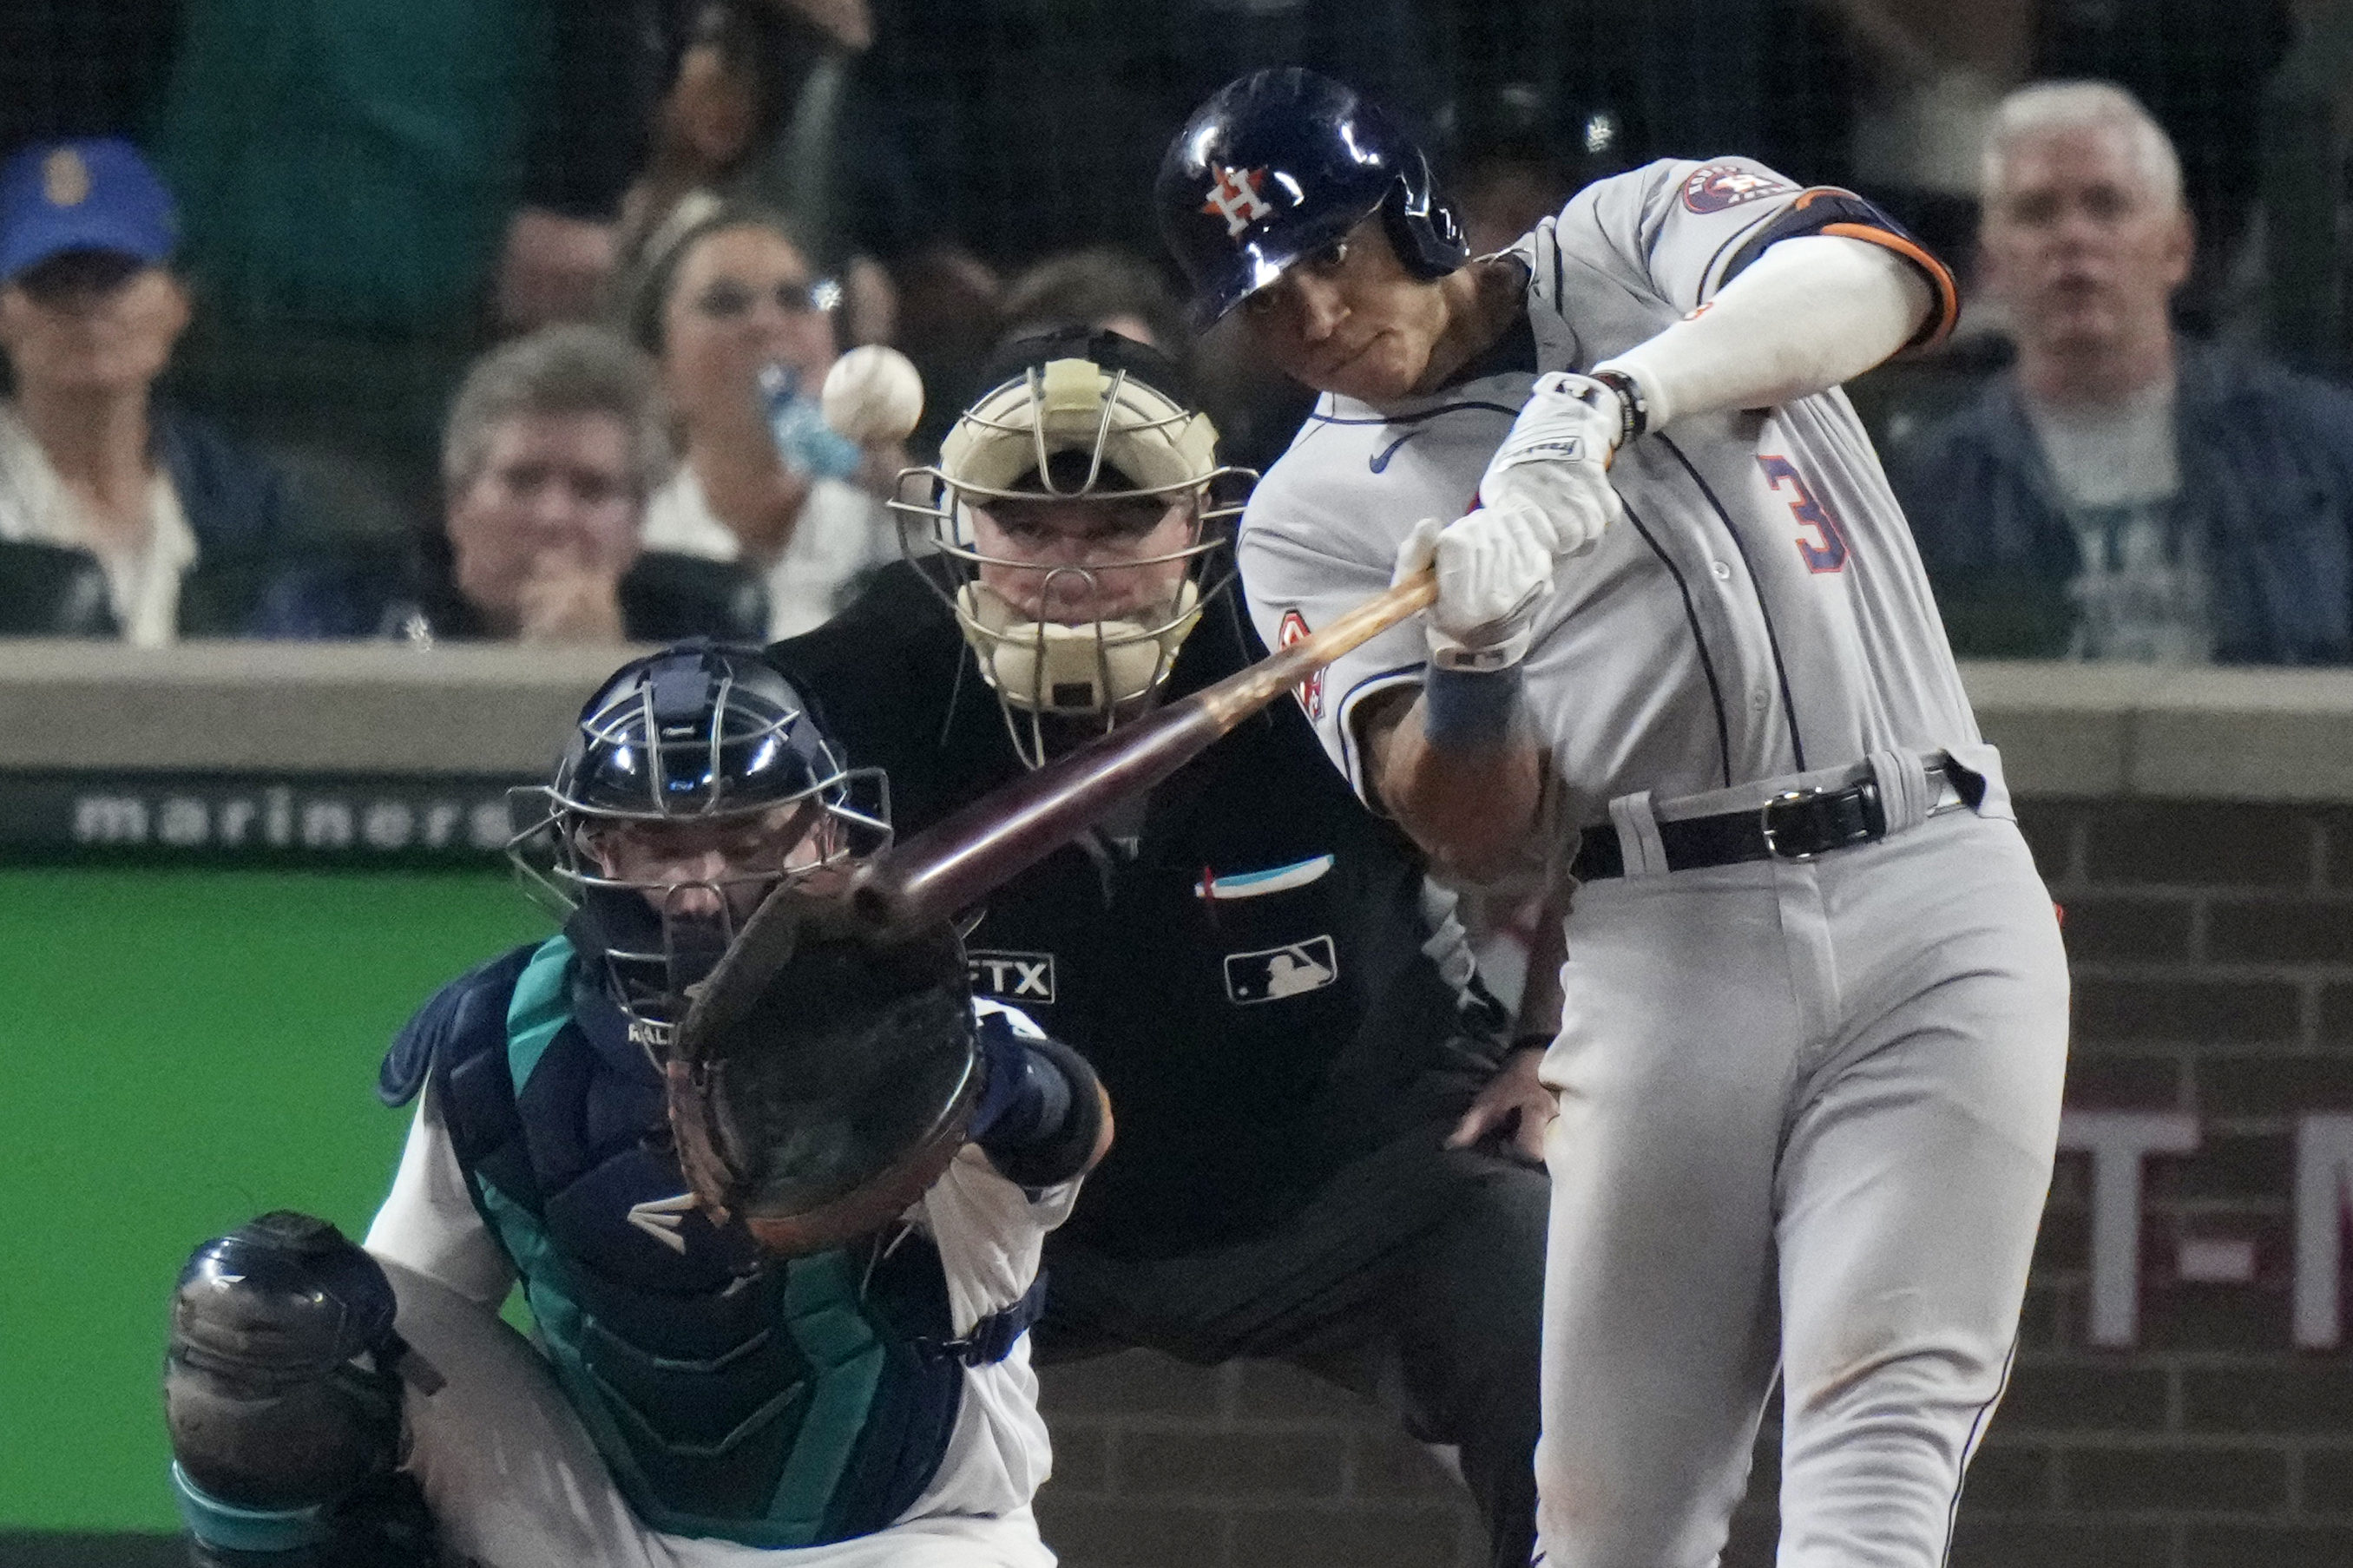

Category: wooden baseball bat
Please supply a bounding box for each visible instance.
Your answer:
[846,568,1438,935]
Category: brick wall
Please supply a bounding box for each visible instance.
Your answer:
[1967,797,2353,1568]
[1034,798,2353,1568]
[1033,1355,1488,1568]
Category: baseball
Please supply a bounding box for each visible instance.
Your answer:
[821,344,926,445]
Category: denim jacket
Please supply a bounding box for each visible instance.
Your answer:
[1890,342,2353,664]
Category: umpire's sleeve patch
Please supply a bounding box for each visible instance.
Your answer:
[1719,188,1959,350]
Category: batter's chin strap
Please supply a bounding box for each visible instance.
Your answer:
[919,1270,1051,1367]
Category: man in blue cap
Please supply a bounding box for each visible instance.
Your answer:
[0,136,315,640]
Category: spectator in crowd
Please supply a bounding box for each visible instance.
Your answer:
[0,137,319,642]
[997,246,1189,359]
[609,0,900,347]
[489,0,678,335]
[264,325,766,644]
[630,207,897,639]
[1892,82,2353,664]
[147,0,559,515]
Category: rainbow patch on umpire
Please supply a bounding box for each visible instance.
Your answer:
[1680,163,1795,213]
[1194,854,1335,901]
[1223,936,1338,1005]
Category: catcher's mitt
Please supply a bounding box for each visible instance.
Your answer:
[667,886,979,1256]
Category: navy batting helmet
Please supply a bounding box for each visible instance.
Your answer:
[1156,69,1469,327]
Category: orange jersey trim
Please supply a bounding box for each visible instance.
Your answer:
[1818,220,1959,351]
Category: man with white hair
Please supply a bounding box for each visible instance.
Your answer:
[1896,80,2353,664]
[259,325,771,643]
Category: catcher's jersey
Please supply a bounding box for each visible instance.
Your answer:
[1239,156,1993,825]
[366,957,1073,1549]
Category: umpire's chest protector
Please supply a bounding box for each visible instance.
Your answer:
[772,570,1500,1254]
[379,937,968,1548]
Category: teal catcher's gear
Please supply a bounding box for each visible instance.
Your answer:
[378,935,1044,1548]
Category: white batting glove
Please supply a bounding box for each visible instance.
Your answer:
[1392,507,1561,672]
[1476,371,1630,560]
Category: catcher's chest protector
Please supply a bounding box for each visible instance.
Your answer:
[423,937,967,1547]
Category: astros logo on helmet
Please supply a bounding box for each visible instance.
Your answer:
[1202,166,1274,238]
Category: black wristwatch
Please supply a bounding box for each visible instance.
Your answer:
[1588,368,1649,446]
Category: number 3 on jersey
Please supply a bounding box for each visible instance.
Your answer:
[1758,454,1849,574]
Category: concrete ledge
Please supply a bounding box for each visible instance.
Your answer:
[1961,662,2353,803]
[7,643,2353,802]
[0,640,643,775]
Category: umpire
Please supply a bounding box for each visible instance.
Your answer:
[766,327,1548,1564]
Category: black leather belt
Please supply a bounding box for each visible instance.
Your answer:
[1570,764,1961,882]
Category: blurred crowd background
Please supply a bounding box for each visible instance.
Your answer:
[3,0,2353,666]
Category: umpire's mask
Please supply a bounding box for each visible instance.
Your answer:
[893,327,1251,767]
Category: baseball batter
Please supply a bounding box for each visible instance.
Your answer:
[1157,70,2070,1566]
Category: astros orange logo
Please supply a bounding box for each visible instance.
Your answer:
[1278,609,1323,718]
[1202,166,1273,239]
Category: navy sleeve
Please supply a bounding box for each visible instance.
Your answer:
[379,944,542,1107]
[968,1015,1107,1190]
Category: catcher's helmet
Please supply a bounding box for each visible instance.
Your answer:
[1157,69,1469,327]
[510,641,890,1040]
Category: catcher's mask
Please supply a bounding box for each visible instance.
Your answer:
[891,326,1252,767]
[509,640,891,1049]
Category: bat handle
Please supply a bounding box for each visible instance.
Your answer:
[1193,567,1436,728]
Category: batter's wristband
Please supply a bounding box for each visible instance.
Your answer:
[1423,665,1526,751]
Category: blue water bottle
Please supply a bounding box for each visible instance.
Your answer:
[759,363,864,482]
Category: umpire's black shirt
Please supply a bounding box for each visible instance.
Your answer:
[770,564,1502,1257]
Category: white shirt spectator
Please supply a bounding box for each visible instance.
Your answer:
[639,467,897,640]
[0,401,195,646]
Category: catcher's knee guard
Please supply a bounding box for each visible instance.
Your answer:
[165,1212,432,1563]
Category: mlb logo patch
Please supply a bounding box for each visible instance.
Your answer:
[1680,163,1795,213]
[1278,608,1323,718]
[1223,936,1338,1005]
[969,950,1056,1003]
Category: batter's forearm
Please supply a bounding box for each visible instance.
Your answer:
[1598,235,1932,428]
[1369,688,1546,882]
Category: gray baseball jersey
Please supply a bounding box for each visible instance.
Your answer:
[1239,155,1987,827]
[1235,156,2067,1568]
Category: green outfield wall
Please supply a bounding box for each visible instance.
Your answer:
[0,868,548,1532]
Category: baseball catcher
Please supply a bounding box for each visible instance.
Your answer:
[162,641,1108,1568]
